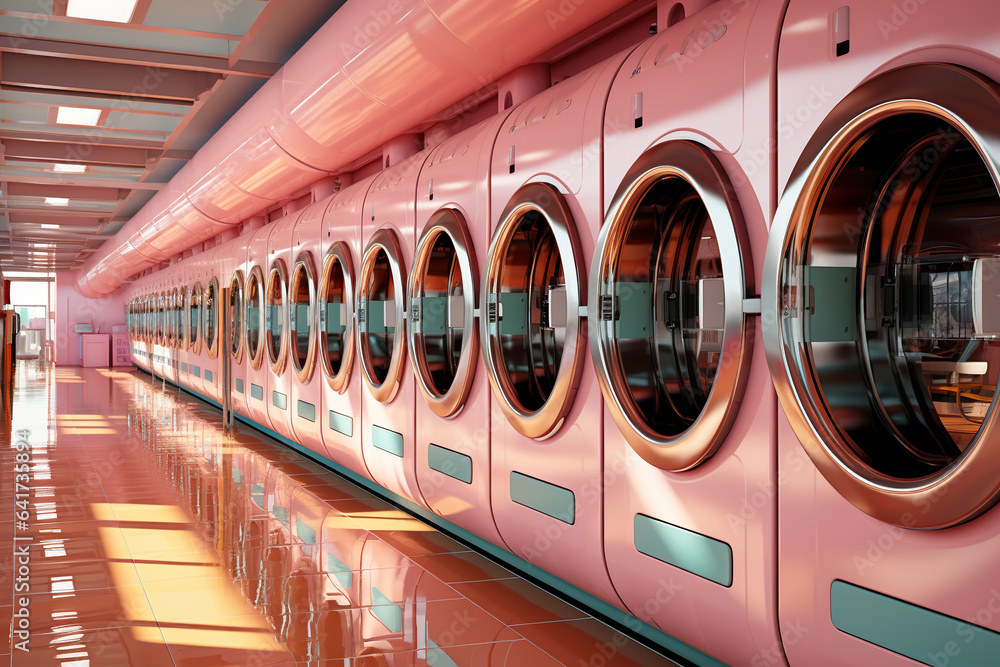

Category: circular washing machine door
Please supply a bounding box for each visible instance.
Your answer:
[590,141,753,471]
[265,260,289,373]
[171,288,181,348]
[408,209,478,418]
[188,283,202,355]
[765,64,1000,529]
[481,183,585,440]
[245,267,265,371]
[289,251,319,384]
[358,229,407,403]
[204,277,220,360]
[318,242,356,394]
[229,271,245,364]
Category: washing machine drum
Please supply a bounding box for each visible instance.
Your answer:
[409,209,479,418]
[358,228,407,404]
[481,183,587,440]
[591,141,754,472]
[766,64,1000,529]
[318,242,356,394]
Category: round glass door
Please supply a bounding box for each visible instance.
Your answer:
[591,142,752,471]
[179,288,189,351]
[481,183,585,439]
[204,278,219,360]
[266,260,289,373]
[319,242,355,394]
[189,283,202,355]
[765,65,1000,528]
[246,267,265,371]
[290,252,318,383]
[171,288,181,348]
[158,293,166,345]
[229,272,245,363]
[409,209,478,418]
[357,229,406,403]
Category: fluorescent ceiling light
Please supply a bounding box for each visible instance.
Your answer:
[54,164,87,174]
[44,198,69,206]
[56,106,101,126]
[33,243,54,248]
[66,0,138,23]
[41,224,60,230]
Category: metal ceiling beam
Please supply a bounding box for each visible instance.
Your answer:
[0,36,280,78]
[0,173,163,191]
[0,130,165,150]
[2,53,222,102]
[0,138,154,167]
[5,182,122,200]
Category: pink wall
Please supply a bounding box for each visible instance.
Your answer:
[55,271,127,366]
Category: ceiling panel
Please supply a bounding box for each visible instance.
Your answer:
[144,0,267,35]
[0,16,235,57]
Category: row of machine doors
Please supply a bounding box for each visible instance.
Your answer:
[130,1,1000,665]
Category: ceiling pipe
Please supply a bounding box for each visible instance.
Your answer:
[76,0,637,297]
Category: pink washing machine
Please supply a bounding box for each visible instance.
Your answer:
[765,2,1000,665]
[264,209,304,442]
[481,53,631,606]
[182,265,203,396]
[200,246,223,405]
[358,154,428,507]
[244,223,279,432]
[226,231,254,420]
[185,250,214,399]
[321,176,376,479]
[409,115,514,548]
[590,2,786,665]
[286,199,333,461]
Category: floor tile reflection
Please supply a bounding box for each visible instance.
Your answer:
[2,362,679,665]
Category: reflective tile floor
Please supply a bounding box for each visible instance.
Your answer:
[1,362,680,666]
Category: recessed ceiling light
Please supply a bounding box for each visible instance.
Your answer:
[56,106,101,127]
[54,164,87,174]
[41,224,60,230]
[44,198,70,206]
[66,0,138,23]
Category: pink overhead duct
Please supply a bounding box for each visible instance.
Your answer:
[76,0,635,297]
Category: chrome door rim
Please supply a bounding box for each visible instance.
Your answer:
[204,277,220,360]
[266,259,289,373]
[357,227,407,404]
[245,267,266,371]
[763,64,1000,529]
[408,208,479,418]
[480,182,585,440]
[290,251,319,384]
[319,242,356,394]
[230,271,245,364]
[590,141,753,471]
[189,283,202,355]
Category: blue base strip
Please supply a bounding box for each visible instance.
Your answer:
[134,366,724,667]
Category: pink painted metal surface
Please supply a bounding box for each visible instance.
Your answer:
[485,53,629,608]
[771,1,1000,665]
[243,225,277,431]
[596,2,786,665]
[286,200,330,461]
[321,176,375,480]
[358,153,426,508]
[411,114,512,549]
[263,210,302,442]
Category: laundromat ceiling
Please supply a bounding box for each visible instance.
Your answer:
[0,0,341,273]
